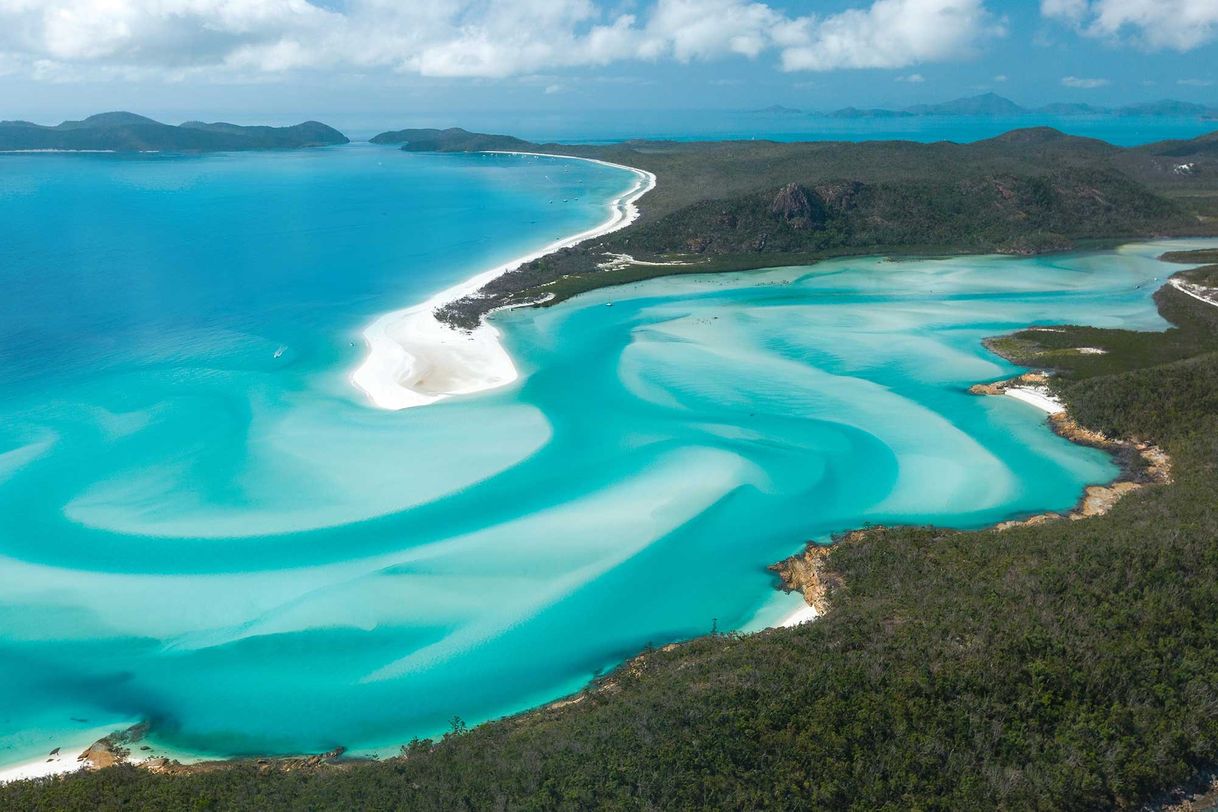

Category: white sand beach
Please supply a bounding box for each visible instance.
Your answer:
[778,605,819,628]
[1005,386,1065,414]
[351,153,656,410]
[0,752,81,784]
[0,726,116,784]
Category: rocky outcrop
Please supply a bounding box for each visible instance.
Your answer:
[770,183,825,229]
[144,746,353,777]
[77,722,149,769]
[968,370,1053,396]
[770,539,847,614]
[814,180,863,212]
[73,722,355,776]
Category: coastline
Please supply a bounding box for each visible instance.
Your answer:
[350,153,656,410]
[0,723,165,785]
[2,248,1194,783]
[0,753,83,784]
[769,332,1183,628]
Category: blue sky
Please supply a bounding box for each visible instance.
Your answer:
[0,0,1215,127]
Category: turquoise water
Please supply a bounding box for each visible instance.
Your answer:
[0,144,1201,766]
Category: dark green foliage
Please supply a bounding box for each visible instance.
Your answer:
[8,257,1218,810]
[617,167,1184,257]
[1160,250,1218,265]
[369,127,532,152]
[1184,266,1218,286]
[988,284,1218,381]
[0,113,349,152]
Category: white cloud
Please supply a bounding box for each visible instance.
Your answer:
[1061,75,1110,88]
[993,73,1007,82]
[1178,78,1215,87]
[0,0,1004,81]
[643,0,783,62]
[1041,0,1218,51]
[781,0,1003,72]
[896,72,925,82]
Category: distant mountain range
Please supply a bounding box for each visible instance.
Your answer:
[0,112,349,152]
[753,93,1218,120]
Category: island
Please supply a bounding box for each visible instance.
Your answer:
[0,112,349,152]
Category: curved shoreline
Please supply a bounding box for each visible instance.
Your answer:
[350,153,656,410]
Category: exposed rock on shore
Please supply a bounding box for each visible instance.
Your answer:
[772,369,1175,617]
[770,535,853,615]
[972,373,1173,531]
[77,722,149,770]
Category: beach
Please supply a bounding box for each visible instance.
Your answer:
[777,605,819,627]
[1005,386,1065,414]
[0,753,80,784]
[351,153,656,410]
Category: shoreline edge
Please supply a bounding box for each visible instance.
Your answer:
[350,153,656,410]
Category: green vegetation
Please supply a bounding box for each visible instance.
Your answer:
[1184,266,1218,287]
[402,126,1218,329]
[7,271,1218,809]
[0,112,349,152]
[1161,248,1218,265]
[369,127,532,152]
[989,279,1218,379]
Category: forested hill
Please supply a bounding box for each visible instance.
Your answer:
[0,113,349,152]
[369,126,532,152]
[369,125,1218,329]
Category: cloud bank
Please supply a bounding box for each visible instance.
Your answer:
[1042,0,1218,51]
[0,0,1003,81]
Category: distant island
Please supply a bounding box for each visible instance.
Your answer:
[369,127,533,153]
[363,124,1218,330]
[750,93,1218,120]
[0,112,349,152]
[749,104,805,116]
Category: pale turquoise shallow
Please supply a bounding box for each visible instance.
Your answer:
[0,144,1208,766]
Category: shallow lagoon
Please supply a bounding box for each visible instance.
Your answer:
[0,145,1202,765]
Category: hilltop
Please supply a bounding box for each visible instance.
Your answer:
[0,112,349,152]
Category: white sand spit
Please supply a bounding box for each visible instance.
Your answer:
[351,153,655,410]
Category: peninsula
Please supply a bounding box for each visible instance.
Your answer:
[0,112,349,152]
